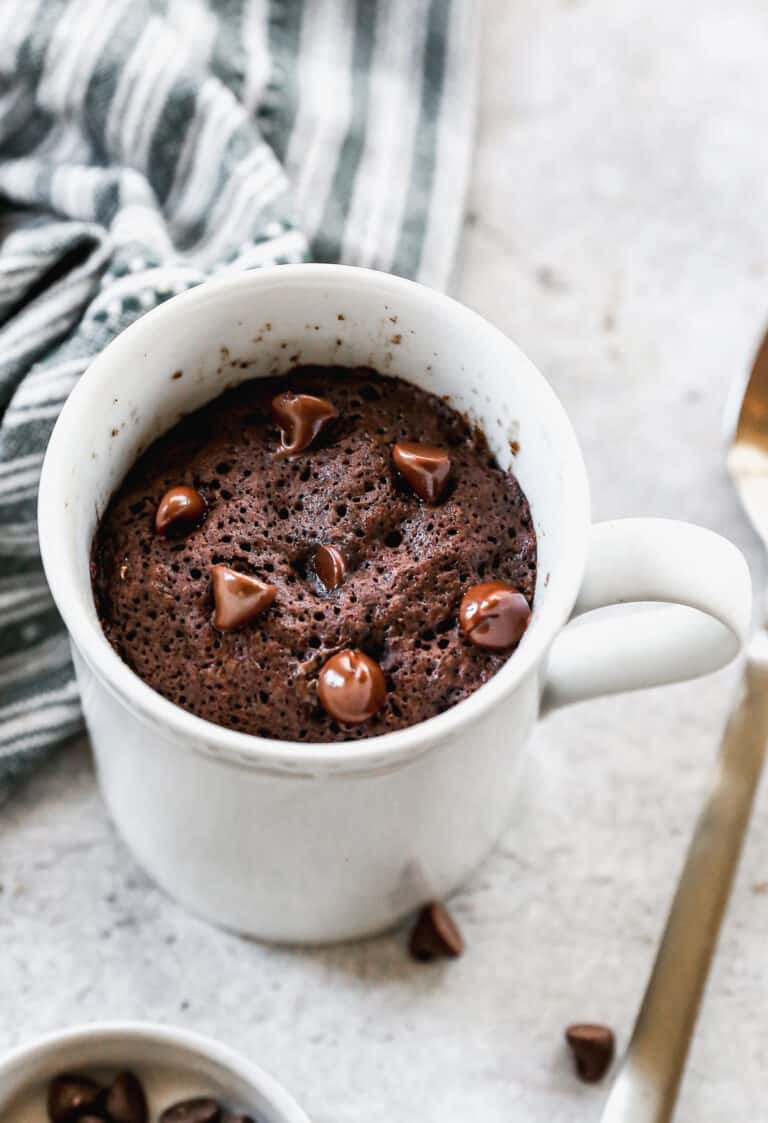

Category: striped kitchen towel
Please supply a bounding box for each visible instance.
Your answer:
[0,0,478,796]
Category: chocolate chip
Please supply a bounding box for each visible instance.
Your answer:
[565,1024,615,1083]
[47,1073,103,1123]
[159,1098,222,1123]
[211,565,277,630]
[392,441,451,503]
[222,1116,256,1123]
[106,1070,148,1123]
[408,901,465,961]
[155,486,207,537]
[318,649,386,724]
[314,544,347,591]
[272,391,337,456]
[459,581,531,650]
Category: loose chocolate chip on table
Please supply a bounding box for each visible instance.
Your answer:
[408,901,465,961]
[48,1073,103,1122]
[106,1070,149,1123]
[314,544,347,591]
[392,441,451,503]
[159,1098,223,1123]
[155,486,207,537]
[459,580,531,651]
[211,565,277,631]
[565,1023,615,1083]
[318,649,386,724]
[272,391,337,456]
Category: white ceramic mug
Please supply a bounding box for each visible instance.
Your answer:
[39,265,752,943]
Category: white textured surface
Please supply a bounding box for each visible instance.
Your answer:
[3,2,768,1120]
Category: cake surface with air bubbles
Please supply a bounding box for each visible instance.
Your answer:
[92,366,537,742]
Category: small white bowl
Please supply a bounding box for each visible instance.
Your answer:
[0,1022,310,1122]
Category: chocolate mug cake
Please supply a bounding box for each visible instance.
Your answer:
[91,366,537,742]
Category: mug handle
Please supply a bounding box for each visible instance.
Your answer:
[542,519,752,713]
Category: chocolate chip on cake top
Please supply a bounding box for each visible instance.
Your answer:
[92,366,536,743]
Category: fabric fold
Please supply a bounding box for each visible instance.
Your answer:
[0,0,478,793]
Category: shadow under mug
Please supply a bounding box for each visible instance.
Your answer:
[38,265,752,943]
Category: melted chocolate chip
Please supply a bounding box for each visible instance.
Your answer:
[565,1024,615,1083]
[159,1099,222,1123]
[409,901,465,961]
[211,565,277,631]
[47,1073,103,1122]
[155,486,207,537]
[459,581,530,651]
[106,1071,148,1123]
[392,441,451,503]
[314,544,347,590]
[272,391,337,456]
[318,649,386,724]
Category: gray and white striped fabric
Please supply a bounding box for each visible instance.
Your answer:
[0,0,477,796]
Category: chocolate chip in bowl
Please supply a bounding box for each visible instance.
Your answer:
[158,1097,229,1123]
[91,365,536,744]
[106,1070,150,1123]
[0,1025,308,1123]
[47,1072,103,1121]
[46,1073,246,1123]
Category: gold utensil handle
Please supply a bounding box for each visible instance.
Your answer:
[600,637,768,1123]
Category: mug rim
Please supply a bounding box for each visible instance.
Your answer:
[0,1021,309,1122]
[38,264,591,773]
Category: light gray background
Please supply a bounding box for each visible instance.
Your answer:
[3,2,768,1120]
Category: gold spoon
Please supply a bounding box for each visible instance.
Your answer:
[600,330,768,1122]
